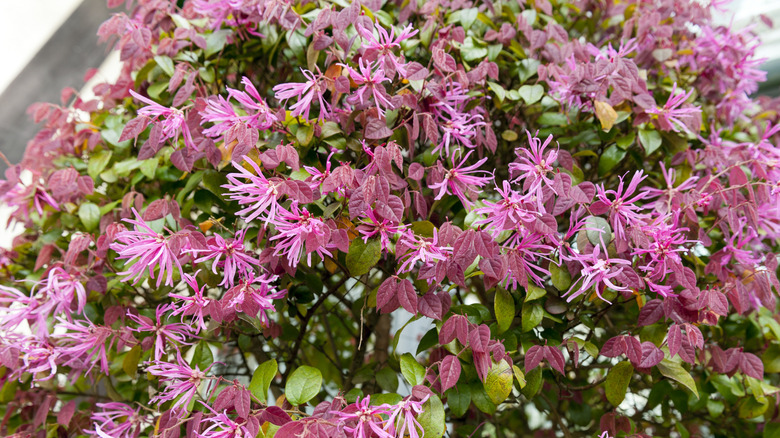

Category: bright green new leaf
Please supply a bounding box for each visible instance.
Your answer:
[639,128,662,155]
[400,353,426,386]
[249,359,278,402]
[285,365,322,406]
[657,359,699,398]
[525,284,546,302]
[78,203,100,231]
[518,84,544,105]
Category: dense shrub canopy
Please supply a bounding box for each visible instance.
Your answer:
[1,0,780,437]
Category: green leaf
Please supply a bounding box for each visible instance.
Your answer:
[417,393,445,438]
[459,7,478,30]
[598,144,627,176]
[657,359,699,398]
[512,365,526,388]
[585,216,613,245]
[346,238,381,276]
[521,367,542,398]
[484,360,513,404]
[616,131,636,150]
[639,128,662,155]
[202,170,228,197]
[517,59,540,82]
[501,130,518,141]
[140,158,158,180]
[738,396,769,419]
[113,158,143,177]
[764,422,780,438]
[518,84,544,105]
[470,381,497,414]
[190,341,213,370]
[606,361,633,406]
[494,287,515,334]
[549,262,572,291]
[285,365,322,406]
[763,344,780,373]
[88,150,112,179]
[154,55,175,76]
[376,366,399,392]
[487,81,506,103]
[78,203,100,231]
[460,37,488,62]
[249,359,277,402]
[416,328,439,356]
[537,112,567,126]
[0,379,18,403]
[400,353,426,386]
[205,29,231,57]
[410,221,435,238]
[707,399,725,418]
[525,284,546,302]
[123,346,142,379]
[445,385,471,418]
[521,301,543,332]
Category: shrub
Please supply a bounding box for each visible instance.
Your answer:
[1,0,779,437]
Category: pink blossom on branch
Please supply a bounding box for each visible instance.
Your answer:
[109,208,183,288]
[145,351,215,412]
[129,89,195,149]
[189,228,259,288]
[127,304,195,360]
[429,151,493,207]
[563,243,632,304]
[342,59,394,117]
[87,402,153,438]
[222,158,283,224]
[170,271,212,333]
[270,202,332,268]
[645,82,702,133]
[273,68,331,121]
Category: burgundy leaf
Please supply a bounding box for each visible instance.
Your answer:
[637,299,665,326]
[236,388,251,419]
[397,279,418,314]
[525,345,545,372]
[143,199,170,221]
[468,324,491,353]
[600,336,626,358]
[418,292,443,320]
[638,342,664,368]
[439,356,461,393]
[364,118,393,139]
[667,324,682,359]
[57,400,76,427]
[119,115,150,142]
[545,346,566,374]
[439,315,458,345]
[624,336,643,366]
[261,406,292,426]
[740,352,764,380]
[376,277,399,314]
